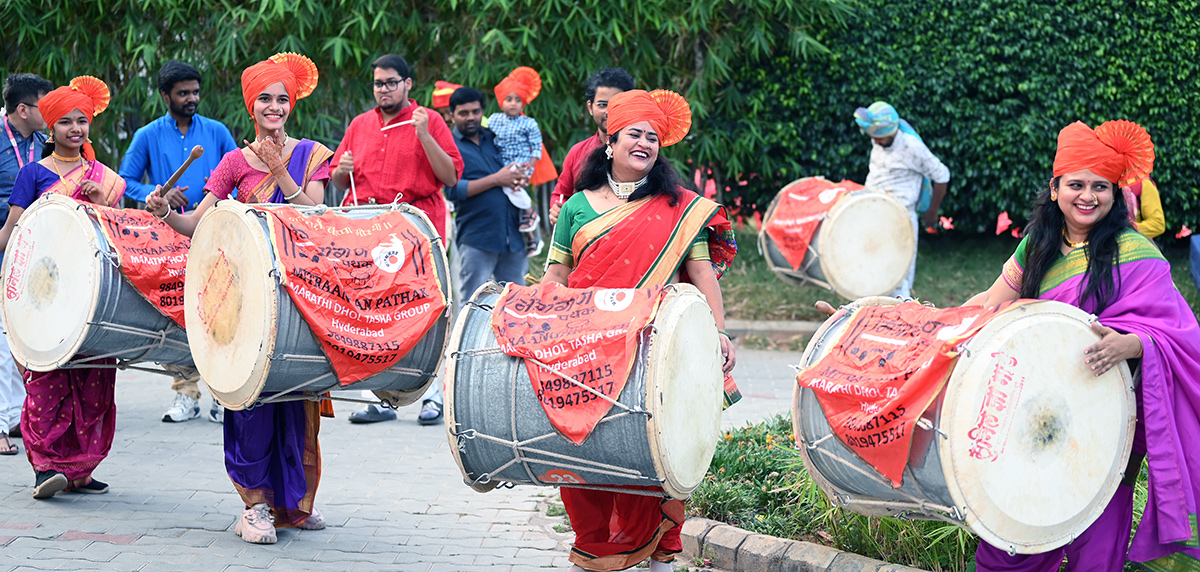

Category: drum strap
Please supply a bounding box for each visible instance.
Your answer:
[1121,453,1146,487]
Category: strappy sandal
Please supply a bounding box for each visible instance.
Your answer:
[0,431,17,455]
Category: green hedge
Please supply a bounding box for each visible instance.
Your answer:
[710,0,1200,234]
[0,0,851,186]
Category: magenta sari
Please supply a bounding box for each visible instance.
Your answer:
[979,230,1200,571]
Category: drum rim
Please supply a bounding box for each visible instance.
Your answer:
[644,283,723,500]
[444,280,506,494]
[938,300,1136,553]
[186,201,281,410]
[1,194,105,370]
[816,190,914,299]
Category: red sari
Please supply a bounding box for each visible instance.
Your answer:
[557,189,734,570]
[19,161,125,487]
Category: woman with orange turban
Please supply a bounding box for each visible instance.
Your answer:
[147,53,333,545]
[0,76,125,499]
[968,121,1200,570]
[542,89,738,571]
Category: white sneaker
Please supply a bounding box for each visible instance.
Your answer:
[162,393,200,422]
[208,401,225,424]
[235,503,277,544]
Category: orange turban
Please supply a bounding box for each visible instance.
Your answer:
[605,89,691,147]
[40,76,110,161]
[494,67,541,108]
[1053,120,1154,186]
[432,80,462,109]
[241,52,319,131]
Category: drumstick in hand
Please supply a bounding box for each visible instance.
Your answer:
[157,145,205,198]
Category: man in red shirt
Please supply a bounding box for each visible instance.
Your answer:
[333,55,462,425]
[331,54,463,239]
[548,68,635,224]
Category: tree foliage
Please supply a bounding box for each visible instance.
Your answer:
[0,0,853,185]
[709,0,1200,234]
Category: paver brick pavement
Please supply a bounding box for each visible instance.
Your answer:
[0,348,803,571]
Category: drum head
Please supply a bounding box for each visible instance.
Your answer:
[941,301,1135,553]
[817,191,914,299]
[1,194,102,370]
[184,203,278,410]
[646,284,724,499]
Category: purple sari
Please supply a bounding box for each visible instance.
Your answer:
[979,230,1200,571]
[222,139,331,527]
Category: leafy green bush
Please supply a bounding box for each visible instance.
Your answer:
[690,414,979,571]
[709,0,1200,233]
[0,0,852,178]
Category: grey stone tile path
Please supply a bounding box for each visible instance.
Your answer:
[0,348,804,571]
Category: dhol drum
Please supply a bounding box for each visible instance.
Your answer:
[184,201,451,410]
[793,297,1136,554]
[2,193,192,370]
[759,177,914,299]
[446,282,723,500]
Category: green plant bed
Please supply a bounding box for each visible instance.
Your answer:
[690,414,1153,572]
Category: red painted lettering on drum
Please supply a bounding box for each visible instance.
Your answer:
[198,250,237,345]
[542,469,584,485]
[4,229,35,301]
[967,351,1026,461]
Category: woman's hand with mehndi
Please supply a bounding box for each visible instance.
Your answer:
[244,130,287,176]
[79,179,105,204]
[1085,322,1143,376]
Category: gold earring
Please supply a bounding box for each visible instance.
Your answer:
[85,137,92,144]
[605,146,613,160]
[1051,192,1057,201]
[47,135,54,144]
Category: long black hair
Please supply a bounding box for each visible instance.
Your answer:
[1019,176,1132,313]
[574,131,681,206]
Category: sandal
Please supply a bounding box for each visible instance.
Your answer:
[1,431,17,455]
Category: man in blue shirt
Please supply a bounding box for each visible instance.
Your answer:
[119,61,237,211]
[443,87,529,299]
[119,61,237,424]
[0,73,52,455]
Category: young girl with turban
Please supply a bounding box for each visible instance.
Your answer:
[0,76,126,499]
[968,121,1200,571]
[542,89,737,572]
[146,53,333,545]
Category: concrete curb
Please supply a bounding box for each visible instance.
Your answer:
[726,319,822,341]
[681,518,927,572]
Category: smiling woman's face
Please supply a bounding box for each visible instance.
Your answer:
[253,82,291,134]
[611,120,660,178]
[1056,169,1115,235]
[51,109,89,153]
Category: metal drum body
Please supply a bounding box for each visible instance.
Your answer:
[759,178,915,299]
[1,193,191,370]
[792,297,1136,554]
[446,282,724,500]
[184,201,451,410]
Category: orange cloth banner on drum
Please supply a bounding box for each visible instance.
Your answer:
[91,204,191,327]
[263,207,447,386]
[491,283,665,445]
[797,301,1015,486]
[764,178,863,271]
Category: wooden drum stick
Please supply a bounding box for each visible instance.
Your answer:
[157,145,205,197]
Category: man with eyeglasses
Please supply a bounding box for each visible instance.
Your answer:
[0,72,52,456]
[331,54,463,425]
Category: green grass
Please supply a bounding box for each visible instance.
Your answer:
[691,414,1156,572]
[689,415,980,572]
[722,228,1200,322]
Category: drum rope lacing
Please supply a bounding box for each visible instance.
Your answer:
[448,300,667,497]
[57,321,190,370]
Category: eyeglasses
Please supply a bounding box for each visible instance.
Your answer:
[21,102,38,109]
[372,80,404,92]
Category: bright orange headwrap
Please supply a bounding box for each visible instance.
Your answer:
[241,53,319,132]
[604,89,692,147]
[1053,120,1154,186]
[432,80,462,109]
[40,76,110,161]
[494,67,541,108]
